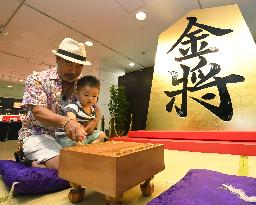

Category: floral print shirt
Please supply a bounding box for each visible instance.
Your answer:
[18,67,78,141]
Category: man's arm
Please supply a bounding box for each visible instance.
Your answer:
[23,73,85,142]
[31,105,86,142]
[31,105,68,127]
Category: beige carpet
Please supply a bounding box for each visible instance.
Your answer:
[0,141,256,205]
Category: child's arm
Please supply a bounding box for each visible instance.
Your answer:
[66,112,84,145]
[83,106,101,134]
[66,112,77,121]
[63,103,86,142]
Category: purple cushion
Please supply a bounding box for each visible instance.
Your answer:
[147,169,256,205]
[0,160,70,195]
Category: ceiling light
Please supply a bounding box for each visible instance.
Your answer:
[19,79,24,82]
[85,41,93,47]
[7,85,13,88]
[129,62,135,67]
[136,11,146,21]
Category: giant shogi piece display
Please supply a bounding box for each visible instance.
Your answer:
[58,141,165,204]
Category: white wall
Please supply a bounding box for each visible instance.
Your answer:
[98,68,125,130]
[82,68,100,79]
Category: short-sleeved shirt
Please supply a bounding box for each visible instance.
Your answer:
[64,101,96,126]
[18,67,78,141]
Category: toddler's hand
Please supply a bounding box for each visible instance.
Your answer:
[65,119,87,142]
[77,132,87,142]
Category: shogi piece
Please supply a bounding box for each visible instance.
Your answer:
[58,141,164,200]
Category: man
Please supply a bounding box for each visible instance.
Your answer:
[18,38,100,169]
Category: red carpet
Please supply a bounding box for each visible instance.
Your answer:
[111,131,256,156]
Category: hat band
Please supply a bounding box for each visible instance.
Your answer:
[57,49,86,62]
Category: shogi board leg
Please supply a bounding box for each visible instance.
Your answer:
[68,182,85,203]
[140,177,154,196]
[105,194,123,205]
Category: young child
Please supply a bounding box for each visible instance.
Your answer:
[55,75,107,147]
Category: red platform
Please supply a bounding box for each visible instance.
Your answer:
[111,131,256,156]
[1,115,21,122]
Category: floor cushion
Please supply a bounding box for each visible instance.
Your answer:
[0,160,70,195]
[147,169,256,205]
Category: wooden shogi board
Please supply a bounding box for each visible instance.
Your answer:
[58,141,165,198]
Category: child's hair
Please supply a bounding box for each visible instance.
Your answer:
[77,75,100,90]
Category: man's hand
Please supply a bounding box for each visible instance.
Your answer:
[64,119,87,142]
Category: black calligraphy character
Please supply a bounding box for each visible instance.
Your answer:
[165,63,245,121]
[167,17,233,62]
[164,17,244,121]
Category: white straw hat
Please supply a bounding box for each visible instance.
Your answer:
[52,38,91,65]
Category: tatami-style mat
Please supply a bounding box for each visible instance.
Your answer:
[1,141,256,205]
